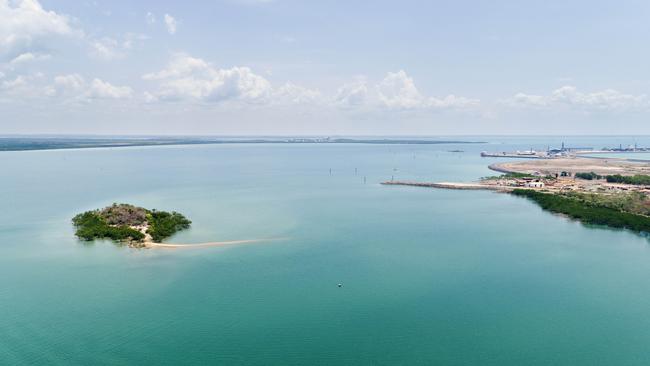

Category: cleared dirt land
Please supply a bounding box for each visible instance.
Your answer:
[490,157,650,176]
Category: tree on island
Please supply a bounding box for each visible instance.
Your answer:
[72,203,191,248]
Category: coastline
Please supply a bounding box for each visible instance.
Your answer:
[488,156,650,177]
[148,238,276,249]
[135,224,279,249]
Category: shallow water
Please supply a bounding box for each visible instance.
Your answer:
[3,137,650,365]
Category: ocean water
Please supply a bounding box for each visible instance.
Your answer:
[3,137,650,365]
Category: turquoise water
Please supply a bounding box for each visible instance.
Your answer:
[3,137,650,365]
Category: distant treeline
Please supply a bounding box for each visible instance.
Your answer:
[605,174,650,185]
[575,172,602,180]
[481,172,539,180]
[511,189,650,234]
[0,137,485,152]
[572,172,650,185]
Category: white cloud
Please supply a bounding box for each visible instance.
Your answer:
[143,53,272,103]
[143,54,324,106]
[142,56,477,113]
[88,34,148,61]
[164,14,178,35]
[334,71,478,111]
[52,74,132,100]
[428,94,480,109]
[274,82,321,104]
[89,37,124,60]
[10,52,50,64]
[0,72,132,102]
[0,72,47,98]
[506,86,648,111]
[375,70,479,110]
[87,78,132,99]
[0,0,81,58]
[335,79,368,107]
[377,70,424,109]
[53,73,84,92]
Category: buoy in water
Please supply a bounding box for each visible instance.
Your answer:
[338,283,342,288]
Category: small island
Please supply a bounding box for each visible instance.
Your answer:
[72,203,191,248]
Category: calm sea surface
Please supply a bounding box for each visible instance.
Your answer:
[3,136,650,365]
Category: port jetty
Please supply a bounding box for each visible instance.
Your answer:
[381,181,513,191]
[383,143,650,236]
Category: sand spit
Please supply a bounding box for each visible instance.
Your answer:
[146,238,285,249]
[381,181,512,191]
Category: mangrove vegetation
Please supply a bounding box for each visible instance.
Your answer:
[511,189,650,234]
[72,203,191,246]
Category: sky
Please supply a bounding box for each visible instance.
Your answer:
[2,0,650,135]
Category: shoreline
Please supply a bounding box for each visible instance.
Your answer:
[488,156,650,177]
[146,238,282,249]
[381,181,513,191]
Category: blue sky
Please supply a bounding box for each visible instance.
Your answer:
[2,0,650,135]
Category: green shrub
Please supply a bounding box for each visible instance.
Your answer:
[606,174,650,185]
[147,211,192,242]
[72,205,190,244]
[511,189,650,234]
[575,172,602,180]
[72,211,144,242]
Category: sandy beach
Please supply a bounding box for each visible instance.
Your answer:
[148,239,276,249]
[132,223,278,249]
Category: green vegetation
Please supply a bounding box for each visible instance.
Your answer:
[72,203,191,246]
[147,210,192,242]
[511,189,650,234]
[575,172,602,180]
[606,174,650,185]
[481,172,538,180]
[72,210,145,242]
[562,191,650,216]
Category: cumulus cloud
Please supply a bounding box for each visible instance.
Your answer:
[10,52,50,64]
[89,37,124,60]
[0,0,81,58]
[52,74,132,100]
[2,73,40,89]
[143,53,273,103]
[164,14,178,35]
[143,54,324,106]
[88,34,147,61]
[506,86,648,111]
[274,82,321,104]
[0,72,132,102]
[141,56,478,114]
[143,54,330,107]
[377,70,425,109]
[334,79,369,107]
[334,70,478,111]
[0,72,47,98]
[87,78,132,99]
[376,70,479,110]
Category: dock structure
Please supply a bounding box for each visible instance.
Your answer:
[381,181,513,191]
[480,152,544,159]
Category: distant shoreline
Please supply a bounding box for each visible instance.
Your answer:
[0,137,486,152]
